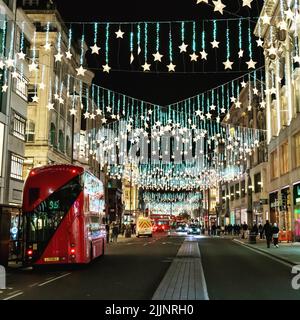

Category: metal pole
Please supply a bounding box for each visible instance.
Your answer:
[71,115,75,164]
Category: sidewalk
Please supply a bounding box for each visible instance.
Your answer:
[232,236,300,266]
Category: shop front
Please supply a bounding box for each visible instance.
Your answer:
[230,211,235,225]
[253,201,264,225]
[279,188,293,242]
[270,192,279,225]
[235,208,241,226]
[241,208,248,225]
[294,183,300,242]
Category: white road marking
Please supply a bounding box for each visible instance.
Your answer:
[29,282,39,288]
[233,239,294,268]
[197,244,210,301]
[38,273,71,287]
[3,292,24,300]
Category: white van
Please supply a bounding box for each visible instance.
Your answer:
[136,217,153,238]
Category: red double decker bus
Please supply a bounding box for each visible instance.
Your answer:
[22,165,106,266]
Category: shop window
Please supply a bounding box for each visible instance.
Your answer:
[66,136,71,157]
[280,142,289,176]
[10,154,24,181]
[295,132,300,168]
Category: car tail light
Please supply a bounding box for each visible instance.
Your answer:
[27,250,33,256]
[70,248,76,254]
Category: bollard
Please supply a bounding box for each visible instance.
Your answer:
[0,265,6,290]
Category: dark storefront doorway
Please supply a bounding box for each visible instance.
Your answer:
[0,205,23,267]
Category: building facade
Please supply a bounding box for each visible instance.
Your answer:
[255,0,300,241]
[220,84,268,228]
[0,0,34,207]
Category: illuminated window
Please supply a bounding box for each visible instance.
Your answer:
[270,150,279,180]
[12,113,26,141]
[14,72,28,101]
[280,142,289,176]
[11,154,24,181]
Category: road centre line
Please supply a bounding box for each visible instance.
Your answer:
[38,273,71,287]
[3,292,24,300]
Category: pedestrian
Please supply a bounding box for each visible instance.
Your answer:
[263,220,273,248]
[272,223,280,248]
[242,222,248,239]
[258,224,264,240]
[121,223,126,237]
[211,224,217,236]
[252,224,258,236]
[105,224,110,243]
[112,223,119,243]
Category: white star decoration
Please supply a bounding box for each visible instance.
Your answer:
[142,62,151,72]
[213,0,226,15]
[242,0,253,8]
[76,65,87,76]
[223,59,234,70]
[115,29,125,39]
[190,52,199,62]
[211,40,220,49]
[103,64,111,73]
[66,51,72,60]
[153,51,163,62]
[90,44,100,54]
[246,59,257,69]
[179,42,189,53]
[167,63,176,72]
[200,50,208,60]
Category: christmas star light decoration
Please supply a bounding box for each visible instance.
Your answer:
[76,65,87,76]
[142,62,151,72]
[167,63,176,72]
[179,42,189,53]
[256,39,264,47]
[2,84,8,92]
[242,0,253,8]
[153,51,163,62]
[90,44,100,54]
[200,50,208,60]
[285,8,294,20]
[238,49,244,58]
[70,108,77,116]
[221,107,226,114]
[0,61,5,69]
[17,51,26,60]
[190,52,199,62]
[12,71,18,79]
[39,83,45,90]
[44,42,51,51]
[66,51,72,60]
[103,64,111,73]
[96,109,102,116]
[5,58,14,68]
[235,101,242,109]
[241,81,247,88]
[211,40,220,48]
[54,52,63,62]
[253,87,259,95]
[261,14,271,25]
[197,0,208,3]
[84,111,90,119]
[260,101,266,109]
[115,29,125,39]
[223,59,234,70]
[294,55,300,64]
[29,61,38,72]
[90,113,96,120]
[213,0,226,15]
[32,95,39,103]
[278,20,288,31]
[47,102,54,111]
[246,59,257,69]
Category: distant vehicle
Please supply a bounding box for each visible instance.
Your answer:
[176,224,188,233]
[151,215,171,233]
[136,217,153,237]
[22,165,106,266]
[188,225,201,236]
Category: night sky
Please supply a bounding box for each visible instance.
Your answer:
[55,0,264,106]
